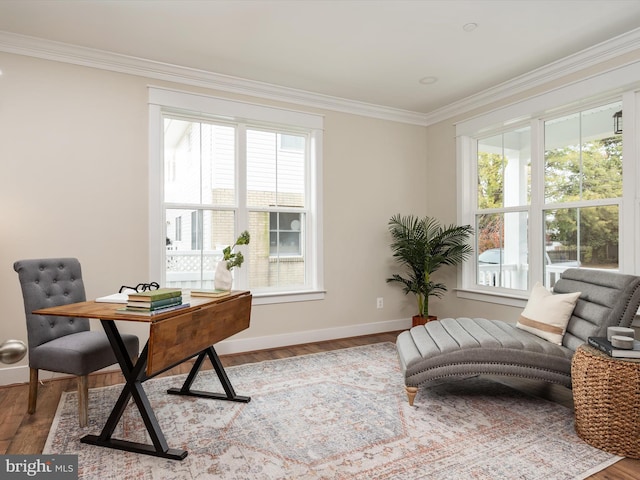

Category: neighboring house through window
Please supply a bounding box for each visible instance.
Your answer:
[148,87,324,303]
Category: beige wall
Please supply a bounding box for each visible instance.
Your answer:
[0,52,427,383]
[5,45,640,384]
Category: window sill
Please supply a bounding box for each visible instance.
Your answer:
[252,289,326,305]
[455,288,528,309]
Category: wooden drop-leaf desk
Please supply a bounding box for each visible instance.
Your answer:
[34,290,252,460]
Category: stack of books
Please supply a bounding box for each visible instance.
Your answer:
[117,288,189,316]
[588,336,640,359]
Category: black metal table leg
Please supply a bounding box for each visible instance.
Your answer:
[80,320,188,460]
[167,346,250,403]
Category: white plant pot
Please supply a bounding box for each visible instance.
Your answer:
[214,261,233,291]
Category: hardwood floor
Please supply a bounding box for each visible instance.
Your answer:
[1,331,639,479]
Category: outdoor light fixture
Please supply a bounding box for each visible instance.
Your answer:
[613,110,623,134]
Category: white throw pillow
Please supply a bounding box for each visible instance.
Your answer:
[516,282,581,345]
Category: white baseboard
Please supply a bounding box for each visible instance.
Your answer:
[0,364,32,387]
[0,318,411,387]
[214,317,410,355]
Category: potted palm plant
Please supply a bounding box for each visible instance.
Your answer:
[387,214,473,326]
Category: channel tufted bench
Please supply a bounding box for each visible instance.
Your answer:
[396,268,640,405]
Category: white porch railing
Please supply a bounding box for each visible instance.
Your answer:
[478,263,585,290]
[545,265,569,288]
[478,263,523,289]
[165,250,223,289]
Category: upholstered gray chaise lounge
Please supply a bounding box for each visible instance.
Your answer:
[396,268,640,405]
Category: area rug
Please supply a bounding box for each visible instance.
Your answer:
[44,342,620,479]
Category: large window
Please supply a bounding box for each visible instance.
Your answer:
[476,128,531,290]
[474,102,622,292]
[459,94,631,298]
[149,88,324,302]
[543,103,622,284]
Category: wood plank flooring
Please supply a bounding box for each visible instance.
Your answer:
[1,331,638,479]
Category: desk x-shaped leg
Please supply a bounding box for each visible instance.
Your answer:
[80,320,249,460]
[167,346,250,403]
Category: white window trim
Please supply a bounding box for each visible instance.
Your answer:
[148,86,325,304]
[456,61,640,306]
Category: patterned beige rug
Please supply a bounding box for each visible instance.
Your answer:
[44,342,620,479]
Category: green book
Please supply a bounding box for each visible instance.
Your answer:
[127,288,182,302]
[127,297,183,310]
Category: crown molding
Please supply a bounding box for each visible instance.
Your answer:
[1,28,639,127]
[0,31,427,126]
[423,27,640,125]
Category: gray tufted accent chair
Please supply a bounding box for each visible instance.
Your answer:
[13,258,139,427]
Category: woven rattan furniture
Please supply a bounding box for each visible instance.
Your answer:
[572,344,640,459]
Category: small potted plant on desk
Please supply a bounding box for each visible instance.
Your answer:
[214,230,251,291]
[387,214,473,327]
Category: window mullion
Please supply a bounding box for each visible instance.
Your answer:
[457,135,476,290]
[305,131,314,288]
[236,124,248,288]
[622,89,638,274]
[149,105,164,285]
[529,119,545,286]
[237,124,247,224]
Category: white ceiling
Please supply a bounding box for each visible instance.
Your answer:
[1,0,640,115]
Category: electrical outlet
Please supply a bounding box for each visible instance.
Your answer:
[376,297,384,309]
